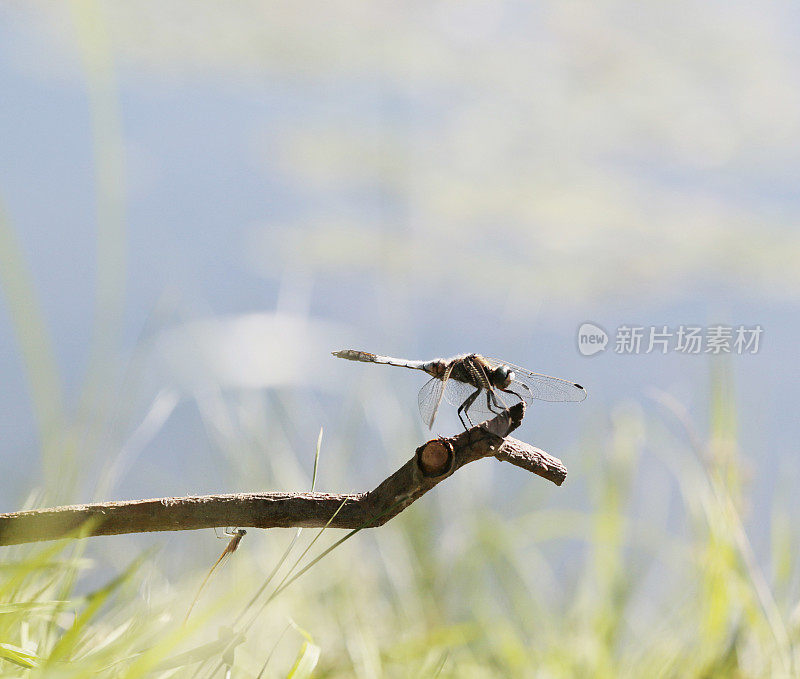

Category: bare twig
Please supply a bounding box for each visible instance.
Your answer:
[0,403,567,546]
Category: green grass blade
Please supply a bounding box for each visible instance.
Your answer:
[0,199,64,485]
[46,553,146,664]
[311,426,323,491]
[0,642,41,669]
[286,620,320,679]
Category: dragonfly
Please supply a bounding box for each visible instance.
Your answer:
[184,528,247,624]
[333,350,587,429]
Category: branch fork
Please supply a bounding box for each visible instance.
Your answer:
[0,403,566,546]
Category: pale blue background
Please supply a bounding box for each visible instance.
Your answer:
[0,2,797,563]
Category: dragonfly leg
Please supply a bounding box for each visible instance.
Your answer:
[489,388,515,413]
[511,381,534,402]
[502,389,530,412]
[457,388,481,429]
[486,389,502,413]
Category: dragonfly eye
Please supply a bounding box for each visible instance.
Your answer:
[492,366,514,388]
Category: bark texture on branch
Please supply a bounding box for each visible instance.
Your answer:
[0,404,567,546]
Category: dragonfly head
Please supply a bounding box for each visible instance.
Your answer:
[491,365,515,389]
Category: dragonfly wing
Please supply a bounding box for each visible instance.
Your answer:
[418,378,443,428]
[484,358,587,403]
[441,378,475,407]
[512,373,587,402]
[417,363,456,428]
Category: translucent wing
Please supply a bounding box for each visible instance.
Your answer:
[441,378,475,407]
[418,377,445,428]
[418,362,455,428]
[483,358,588,403]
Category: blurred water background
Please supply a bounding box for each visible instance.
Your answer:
[1,1,799,675]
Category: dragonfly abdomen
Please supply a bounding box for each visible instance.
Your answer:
[332,350,429,371]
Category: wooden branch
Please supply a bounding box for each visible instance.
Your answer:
[0,403,567,546]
